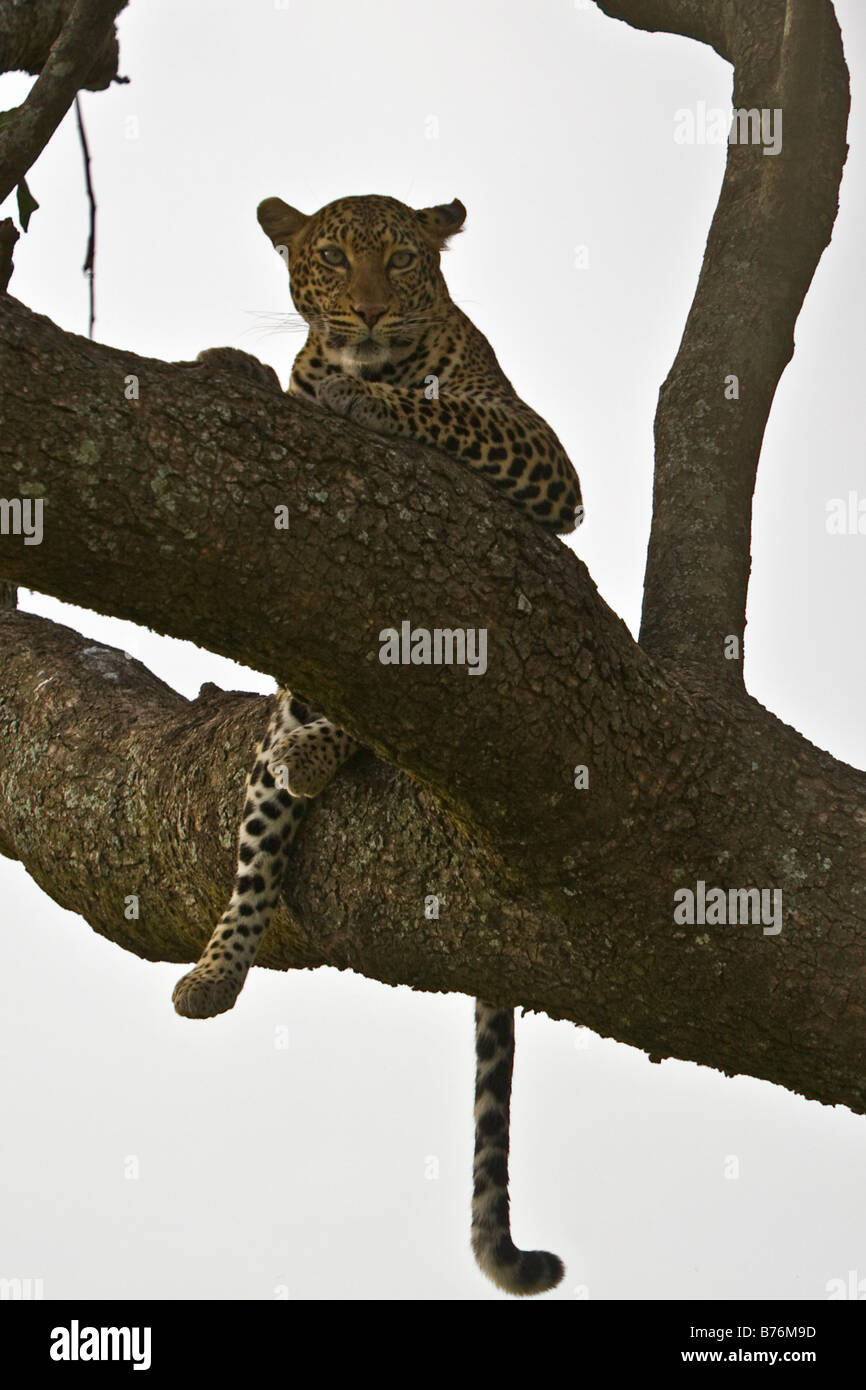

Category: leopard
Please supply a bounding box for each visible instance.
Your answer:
[172,193,583,1296]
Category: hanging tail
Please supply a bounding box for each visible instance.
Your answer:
[471,1001,564,1295]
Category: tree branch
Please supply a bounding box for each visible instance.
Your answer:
[0,291,689,871]
[597,0,849,681]
[2,292,866,1114]
[2,601,866,1114]
[0,0,120,88]
[0,0,127,207]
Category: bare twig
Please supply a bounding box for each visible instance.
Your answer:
[74,94,96,337]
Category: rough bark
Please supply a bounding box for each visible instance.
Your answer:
[1,0,862,1116]
[0,0,120,87]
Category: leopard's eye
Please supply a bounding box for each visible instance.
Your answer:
[320,246,348,267]
[389,250,416,271]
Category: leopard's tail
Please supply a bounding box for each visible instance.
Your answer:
[471,1000,565,1296]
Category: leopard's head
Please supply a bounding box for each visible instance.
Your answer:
[257,193,465,373]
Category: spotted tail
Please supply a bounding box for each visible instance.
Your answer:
[471,1001,564,1295]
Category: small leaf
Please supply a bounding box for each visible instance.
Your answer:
[17,177,39,232]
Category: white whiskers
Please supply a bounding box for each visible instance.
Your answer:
[243,310,312,341]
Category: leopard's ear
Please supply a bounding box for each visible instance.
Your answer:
[257,197,310,250]
[414,198,466,249]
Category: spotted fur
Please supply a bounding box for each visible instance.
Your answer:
[473,1002,565,1294]
[170,692,332,1018]
[173,194,580,1296]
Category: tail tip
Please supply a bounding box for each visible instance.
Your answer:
[474,1238,565,1296]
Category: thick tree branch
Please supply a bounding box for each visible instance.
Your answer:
[0,292,693,873]
[2,603,866,1116]
[1,294,866,1114]
[0,0,127,207]
[598,0,849,681]
[0,608,548,981]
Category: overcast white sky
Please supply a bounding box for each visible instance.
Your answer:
[2,0,866,1301]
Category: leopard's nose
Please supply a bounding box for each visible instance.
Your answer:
[353,303,388,327]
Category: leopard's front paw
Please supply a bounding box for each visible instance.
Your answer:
[315,372,374,421]
[172,965,246,1019]
[268,728,336,799]
[194,347,283,392]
